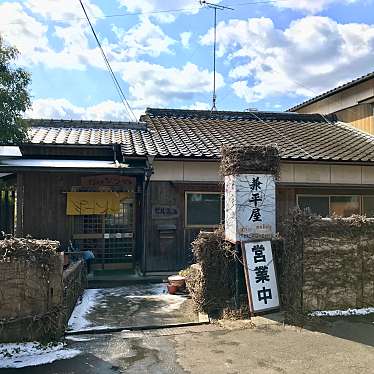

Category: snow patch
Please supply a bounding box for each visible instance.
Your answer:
[105,283,186,313]
[310,307,374,317]
[0,342,80,369]
[68,288,101,330]
[125,294,186,313]
[65,336,96,342]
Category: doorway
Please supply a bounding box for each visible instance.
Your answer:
[71,176,136,271]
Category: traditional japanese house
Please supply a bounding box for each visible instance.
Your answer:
[2,108,374,275]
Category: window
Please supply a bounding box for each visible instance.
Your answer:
[185,192,222,227]
[297,195,329,217]
[362,196,374,217]
[330,196,360,217]
[297,195,372,218]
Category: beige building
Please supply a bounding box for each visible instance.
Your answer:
[289,72,374,135]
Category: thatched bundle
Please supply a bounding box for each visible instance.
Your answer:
[277,209,374,312]
[186,228,236,316]
[220,144,280,177]
[0,237,60,265]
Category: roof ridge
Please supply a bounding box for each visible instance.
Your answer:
[25,118,147,130]
[145,108,337,123]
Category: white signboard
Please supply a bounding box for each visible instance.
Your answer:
[225,174,276,243]
[242,241,280,313]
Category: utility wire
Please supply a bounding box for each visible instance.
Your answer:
[245,110,314,159]
[1,0,293,25]
[79,0,137,123]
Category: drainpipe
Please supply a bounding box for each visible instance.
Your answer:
[112,145,120,167]
[141,156,154,275]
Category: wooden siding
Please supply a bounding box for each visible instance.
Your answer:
[19,172,81,248]
[335,104,374,135]
[146,181,222,272]
[17,172,144,256]
[294,79,374,115]
[16,172,374,272]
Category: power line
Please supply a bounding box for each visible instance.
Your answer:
[225,0,290,6]
[79,0,137,123]
[246,110,314,159]
[0,6,203,25]
[1,0,292,25]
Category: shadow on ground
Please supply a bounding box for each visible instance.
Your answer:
[261,311,374,348]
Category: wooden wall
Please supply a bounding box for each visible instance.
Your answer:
[17,172,81,249]
[16,172,374,272]
[335,104,374,134]
[146,181,222,273]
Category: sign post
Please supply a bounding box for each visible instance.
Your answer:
[222,146,280,316]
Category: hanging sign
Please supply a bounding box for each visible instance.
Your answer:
[242,240,279,314]
[81,175,135,189]
[225,174,276,243]
[66,192,132,215]
[152,205,179,219]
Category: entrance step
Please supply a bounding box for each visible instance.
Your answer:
[87,269,167,288]
[66,320,211,336]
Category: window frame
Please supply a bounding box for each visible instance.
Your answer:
[296,194,330,217]
[296,194,370,217]
[184,191,223,228]
[361,195,374,217]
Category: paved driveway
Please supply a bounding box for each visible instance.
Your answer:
[3,317,374,373]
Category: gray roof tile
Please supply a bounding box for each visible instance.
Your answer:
[25,109,374,162]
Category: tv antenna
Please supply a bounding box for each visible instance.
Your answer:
[200,1,234,111]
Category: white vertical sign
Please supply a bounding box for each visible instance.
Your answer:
[225,174,276,243]
[242,241,279,313]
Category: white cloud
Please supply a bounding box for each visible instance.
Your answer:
[112,17,175,58]
[25,0,103,23]
[274,0,359,14]
[113,60,225,107]
[183,101,211,110]
[0,1,108,70]
[0,2,51,65]
[201,16,374,103]
[27,99,141,121]
[117,0,204,23]
[180,31,192,48]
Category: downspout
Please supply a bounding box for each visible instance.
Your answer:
[112,145,120,167]
[142,156,154,275]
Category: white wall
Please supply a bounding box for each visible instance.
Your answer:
[152,160,374,185]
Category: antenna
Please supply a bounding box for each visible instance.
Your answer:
[200,1,234,111]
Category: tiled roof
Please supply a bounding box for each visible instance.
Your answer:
[27,119,146,149]
[288,71,374,111]
[26,109,374,162]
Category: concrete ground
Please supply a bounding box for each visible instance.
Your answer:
[3,316,374,373]
[67,284,197,332]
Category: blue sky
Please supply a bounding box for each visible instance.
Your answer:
[1,0,373,121]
